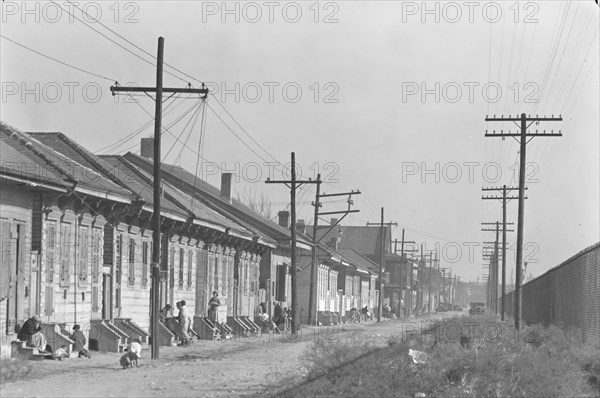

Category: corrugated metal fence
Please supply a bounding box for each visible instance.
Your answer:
[502,242,600,344]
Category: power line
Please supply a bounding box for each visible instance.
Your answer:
[0,35,115,82]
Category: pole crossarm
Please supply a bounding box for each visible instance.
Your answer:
[482,186,522,191]
[317,210,360,216]
[111,86,209,95]
[481,222,514,225]
[319,190,361,198]
[485,115,563,122]
[482,196,523,200]
[485,131,562,137]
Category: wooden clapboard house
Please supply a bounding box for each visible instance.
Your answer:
[33,133,272,345]
[1,124,141,356]
[306,221,382,323]
[123,152,318,330]
[1,123,76,358]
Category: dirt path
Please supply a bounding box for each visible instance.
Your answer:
[1,315,455,398]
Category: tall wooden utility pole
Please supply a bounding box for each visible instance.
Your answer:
[111,37,208,359]
[367,213,397,322]
[393,230,416,318]
[482,186,521,319]
[266,153,318,335]
[485,113,562,328]
[482,221,514,314]
[308,182,359,325]
[308,174,322,326]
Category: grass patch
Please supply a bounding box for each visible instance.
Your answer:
[281,316,599,397]
[0,358,32,384]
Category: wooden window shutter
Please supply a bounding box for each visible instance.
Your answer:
[0,220,10,300]
[195,249,208,316]
[44,285,54,315]
[78,228,88,286]
[46,223,56,283]
[60,225,70,287]
[187,251,193,289]
[276,265,286,301]
[169,245,175,290]
[141,241,149,288]
[128,239,136,286]
[91,230,101,284]
[91,285,99,312]
[178,248,184,289]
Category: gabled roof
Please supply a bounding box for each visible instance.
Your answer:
[1,123,68,190]
[337,248,381,274]
[123,153,312,249]
[310,225,392,256]
[110,156,259,239]
[2,125,131,202]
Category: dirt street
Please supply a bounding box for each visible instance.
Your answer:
[1,315,452,398]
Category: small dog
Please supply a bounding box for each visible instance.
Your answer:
[119,351,139,369]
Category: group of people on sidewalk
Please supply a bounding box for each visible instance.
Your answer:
[17,315,90,359]
[159,290,222,346]
[256,301,291,333]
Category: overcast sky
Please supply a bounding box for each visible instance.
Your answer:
[2,0,598,282]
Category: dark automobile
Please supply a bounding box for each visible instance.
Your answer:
[436,303,451,312]
[469,302,485,315]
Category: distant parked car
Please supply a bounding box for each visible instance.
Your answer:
[469,302,485,315]
[453,305,463,311]
[436,303,451,312]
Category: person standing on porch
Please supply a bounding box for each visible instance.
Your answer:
[208,291,221,323]
[176,301,191,346]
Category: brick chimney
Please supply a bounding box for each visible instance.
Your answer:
[141,138,154,159]
[278,211,289,228]
[220,173,232,202]
[296,219,306,234]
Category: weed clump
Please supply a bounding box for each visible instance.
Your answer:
[290,317,599,397]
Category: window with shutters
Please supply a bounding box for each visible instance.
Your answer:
[141,241,149,288]
[0,220,10,301]
[46,223,56,283]
[115,234,122,310]
[78,227,88,286]
[178,248,184,289]
[213,255,219,295]
[59,224,71,287]
[221,255,227,296]
[128,239,136,286]
[91,229,101,284]
[187,251,193,290]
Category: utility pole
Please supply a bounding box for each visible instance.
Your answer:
[110,37,208,359]
[367,212,397,322]
[485,113,562,329]
[440,267,449,304]
[482,221,514,314]
[427,252,433,313]
[482,186,521,320]
[393,230,416,318]
[308,183,360,325]
[266,153,319,335]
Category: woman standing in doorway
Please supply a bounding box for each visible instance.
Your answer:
[208,291,221,323]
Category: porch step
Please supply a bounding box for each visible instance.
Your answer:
[11,342,52,361]
[193,317,221,341]
[89,320,128,353]
[114,318,149,344]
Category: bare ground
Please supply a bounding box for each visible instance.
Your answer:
[0,315,451,398]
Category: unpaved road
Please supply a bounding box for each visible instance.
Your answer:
[1,314,457,398]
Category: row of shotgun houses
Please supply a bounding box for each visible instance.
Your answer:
[312,223,439,317]
[0,122,382,356]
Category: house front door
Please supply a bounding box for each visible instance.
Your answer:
[102,274,112,320]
